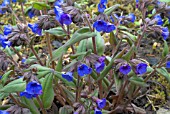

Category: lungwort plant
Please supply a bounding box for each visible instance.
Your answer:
[0,0,170,114]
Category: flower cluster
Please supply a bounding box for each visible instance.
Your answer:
[54,1,72,25]
[119,62,148,75]
[20,81,42,99]
[93,20,115,33]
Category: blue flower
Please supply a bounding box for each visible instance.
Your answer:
[119,64,131,75]
[98,2,106,13]
[136,63,147,74]
[104,23,115,33]
[62,72,73,82]
[96,98,106,109]
[28,23,42,36]
[161,27,169,40]
[20,81,42,99]
[95,62,105,73]
[94,108,102,114]
[93,20,107,32]
[166,61,170,68]
[0,34,11,48]
[77,64,92,77]
[3,0,10,5]
[154,14,163,25]
[28,10,35,19]
[110,16,114,23]
[95,56,106,73]
[127,13,136,23]
[0,76,2,80]
[20,90,37,99]
[100,0,107,4]
[0,3,6,14]
[26,81,42,95]
[54,0,63,7]
[0,110,9,114]
[4,25,12,35]
[1,40,11,48]
[54,6,63,20]
[21,58,26,63]
[59,13,72,25]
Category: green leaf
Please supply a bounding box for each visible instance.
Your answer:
[62,86,75,103]
[0,93,9,100]
[1,70,13,85]
[129,76,148,87]
[159,0,170,2]
[87,31,105,55]
[21,97,40,114]
[162,40,169,58]
[156,67,170,83]
[32,2,51,10]
[122,44,135,61]
[121,31,137,41]
[41,73,54,109]
[0,78,26,93]
[52,27,96,61]
[77,39,87,60]
[44,27,66,37]
[104,4,120,16]
[55,55,63,72]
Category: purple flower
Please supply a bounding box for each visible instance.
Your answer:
[119,64,131,75]
[4,25,12,35]
[93,20,107,32]
[0,110,9,114]
[161,27,169,40]
[62,72,73,82]
[26,81,42,95]
[166,61,170,68]
[94,108,102,114]
[98,2,106,13]
[154,14,163,25]
[136,63,147,75]
[96,98,106,109]
[77,64,92,77]
[127,13,136,23]
[28,23,42,36]
[104,23,115,33]
[59,13,72,25]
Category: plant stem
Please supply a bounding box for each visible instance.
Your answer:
[30,46,44,66]
[7,5,21,23]
[9,94,23,107]
[76,74,80,102]
[45,33,55,69]
[67,25,75,54]
[36,96,47,114]
[20,3,26,24]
